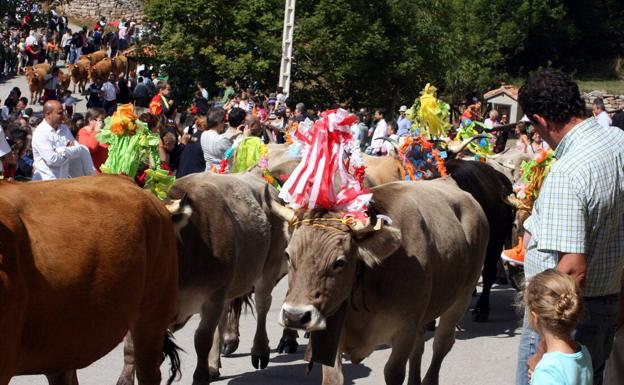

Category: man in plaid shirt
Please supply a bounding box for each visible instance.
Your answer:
[516,70,624,385]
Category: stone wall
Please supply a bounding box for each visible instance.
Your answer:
[583,91,624,113]
[65,0,144,23]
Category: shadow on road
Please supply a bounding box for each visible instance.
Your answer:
[223,361,371,385]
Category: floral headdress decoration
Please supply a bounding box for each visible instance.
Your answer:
[97,104,175,200]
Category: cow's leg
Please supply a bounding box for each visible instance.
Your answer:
[473,243,499,322]
[116,332,136,385]
[45,370,78,385]
[220,299,242,356]
[422,293,472,385]
[276,328,299,354]
[250,280,273,370]
[384,330,416,385]
[131,322,167,385]
[193,295,225,385]
[321,352,343,385]
[407,325,426,385]
[207,320,222,380]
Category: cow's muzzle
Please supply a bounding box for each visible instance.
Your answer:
[279,303,326,331]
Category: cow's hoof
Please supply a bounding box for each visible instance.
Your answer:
[472,308,489,323]
[251,353,269,369]
[425,320,436,331]
[115,376,133,385]
[304,332,310,339]
[277,336,299,354]
[192,368,217,385]
[221,339,239,356]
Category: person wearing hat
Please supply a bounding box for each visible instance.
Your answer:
[397,105,411,136]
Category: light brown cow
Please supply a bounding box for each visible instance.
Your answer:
[117,172,289,385]
[0,174,183,385]
[79,49,108,66]
[24,63,50,104]
[67,58,90,93]
[112,55,128,76]
[274,178,489,385]
[89,57,113,84]
[57,69,71,94]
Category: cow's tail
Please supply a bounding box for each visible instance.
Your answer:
[163,330,183,385]
[229,292,255,320]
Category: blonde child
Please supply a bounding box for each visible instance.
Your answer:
[525,269,592,385]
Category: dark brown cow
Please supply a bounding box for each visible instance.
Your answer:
[0,175,182,385]
[274,178,489,385]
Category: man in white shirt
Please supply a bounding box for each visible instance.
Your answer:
[368,108,388,155]
[593,98,612,129]
[100,73,119,115]
[32,100,87,180]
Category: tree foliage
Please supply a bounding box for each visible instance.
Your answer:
[143,0,283,105]
[143,0,624,108]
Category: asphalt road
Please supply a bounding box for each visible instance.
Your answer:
[9,277,522,385]
[3,72,522,385]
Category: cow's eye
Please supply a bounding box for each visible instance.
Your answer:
[285,251,291,265]
[333,256,346,271]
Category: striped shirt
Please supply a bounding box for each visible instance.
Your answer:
[524,117,624,297]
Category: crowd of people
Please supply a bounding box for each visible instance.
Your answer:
[1,15,624,381]
[1,2,142,77]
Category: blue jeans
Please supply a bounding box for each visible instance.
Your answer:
[516,313,540,385]
[516,294,619,385]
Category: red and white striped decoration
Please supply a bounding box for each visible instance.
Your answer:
[279,109,372,214]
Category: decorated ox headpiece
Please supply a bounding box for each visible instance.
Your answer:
[279,108,371,216]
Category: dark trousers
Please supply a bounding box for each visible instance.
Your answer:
[104,99,117,116]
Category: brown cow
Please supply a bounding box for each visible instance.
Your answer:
[24,63,50,105]
[79,49,108,66]
[89,57,113,84]
[57,69,71,94]
[0,175,184,385]
[273,178,489,385]
[117,172,289,385]
[67,58,90,94]
[112,55,128,76]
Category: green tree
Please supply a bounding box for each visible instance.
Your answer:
[290,0,452,110]
[143,0,283,105]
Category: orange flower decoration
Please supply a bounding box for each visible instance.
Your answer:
[110,104,139,136]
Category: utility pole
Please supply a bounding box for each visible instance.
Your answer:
[278,0,295,96]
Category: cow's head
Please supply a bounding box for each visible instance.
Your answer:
[272,203,401,332]
[67,64,77,76]
[24,66,35,80]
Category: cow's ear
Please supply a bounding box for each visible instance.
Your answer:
[354,226,402,268]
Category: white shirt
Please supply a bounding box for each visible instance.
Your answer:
[26,34,37,47]
[371,119,388,151]
[32,120,83,180]
[101,81,118,101]
[201,130,232,170]
[596,111,612,129]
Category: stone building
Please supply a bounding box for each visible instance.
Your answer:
[65,0,144,23]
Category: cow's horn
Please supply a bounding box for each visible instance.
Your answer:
[447,134,489,154]
[271,201,296,224]
[165,194,193,233]
[351,216,384,237]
